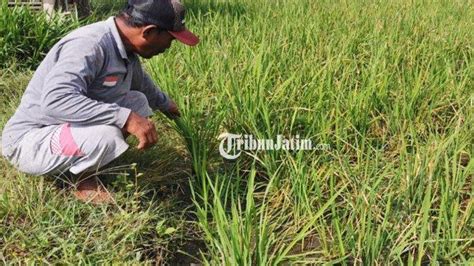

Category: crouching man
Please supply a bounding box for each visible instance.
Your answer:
[1,0,199,203]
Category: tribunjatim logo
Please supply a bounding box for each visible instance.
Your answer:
[218,133,330,159]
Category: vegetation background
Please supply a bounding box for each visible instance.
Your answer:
[0,0,472,264]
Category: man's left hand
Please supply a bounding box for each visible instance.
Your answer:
[164,100,181,119]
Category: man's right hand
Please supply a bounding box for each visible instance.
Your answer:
[123,112,158,150]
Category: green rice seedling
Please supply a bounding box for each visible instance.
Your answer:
[190,165,348,265]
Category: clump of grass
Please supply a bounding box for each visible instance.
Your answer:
[0,1,80,69]
[0,163,186,263]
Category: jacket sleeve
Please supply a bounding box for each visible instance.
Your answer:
[131,62,170,112]
[40,39,131,128]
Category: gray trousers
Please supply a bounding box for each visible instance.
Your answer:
[4,91,152,176]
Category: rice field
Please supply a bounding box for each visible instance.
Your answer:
[0,0,473,264]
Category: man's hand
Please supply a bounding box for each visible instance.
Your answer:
[163,100,181,119]
[123,112,158,150]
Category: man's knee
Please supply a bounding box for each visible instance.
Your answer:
[72,125,125,151]
[68,125,129,174]
[128,90,148,104]
[119,91,153,117]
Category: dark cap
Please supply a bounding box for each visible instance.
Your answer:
[128,0,199,46]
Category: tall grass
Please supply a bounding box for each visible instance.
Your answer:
[0,1,80,69]
[0,0,472,263]
[89,0,126,16]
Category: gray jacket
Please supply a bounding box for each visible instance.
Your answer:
[1,17,170,156]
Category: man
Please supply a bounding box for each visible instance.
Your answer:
[1,0,199,203]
